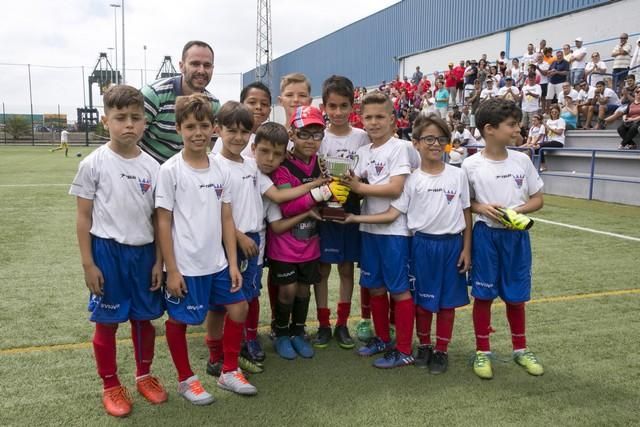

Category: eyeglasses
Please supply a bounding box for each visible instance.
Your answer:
[415,135,450,146]
[295,130,324,141]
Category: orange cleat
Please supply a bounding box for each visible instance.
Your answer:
[136,375,168,404]
[102,385,133,417]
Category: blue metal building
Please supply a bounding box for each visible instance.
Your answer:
[242,0,610,98]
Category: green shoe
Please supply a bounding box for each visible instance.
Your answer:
[472,351,493,379]
[514,349,544,376]
[355,319,374,342]
[239,356,264,374]
[313,327,332,348]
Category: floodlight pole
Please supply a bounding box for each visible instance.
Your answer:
[143,45,147,84]
[121,0,125,84]
[28,64,34,146]
[2,102,6,144]
[109,3,120,84]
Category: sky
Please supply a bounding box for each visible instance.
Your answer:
[0,0,399,120]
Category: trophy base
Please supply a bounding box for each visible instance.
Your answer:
[320,205,346,221]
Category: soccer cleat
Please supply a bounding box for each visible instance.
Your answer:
[355,319,374,342]
[239,355,264,374]
[472,351,494,380]
[274,336,297,360]
[241,344,264,368]
[414,344,433,369]
[217,370,257,396]
[136,375,168,404]
[429,351,449,375]
[291,335,315,358]
[334,325,355,349]
[373,349,415,369]
[102,385,133,417]
[177,375,215,406]
[514,349,544,376]
[245,339,265,363]
[496,208,534,230]
[312,326,332,348]
[206,360,223,377]
[357,337,393,357]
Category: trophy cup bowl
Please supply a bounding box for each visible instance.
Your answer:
[319,156,357,221]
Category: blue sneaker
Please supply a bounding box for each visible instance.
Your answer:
[357,337,393,357]
[291,335,314,358]
[373,349,415,369]
[274,336,297,360]
[246,339,265,363]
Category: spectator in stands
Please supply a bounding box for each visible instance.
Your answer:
[535,53,550,113]
[617,86,640,149]
[630,39,640,80]
[543,47,555,65]
[453,60,466,105]
[538,105,566,171]
[603,75,638,128]
[510,58,524,88]
[397,109,411,140]
[612,33,632,94]
[464,60,478,100]
[562,44,573,69]
[584,52,607,86]
[460,105,470,127]
[448,139,465,167]
[480,78,498,102]
[547,50,570,105]
[445,62,458,106]
[497,51,507,75]
[521,72,542,130]
[523,43,537,70]
[489,65,502,87]
[421,90,437,116]
[586,81,622,129]
[577,81,596,129]
[477,59,488,88]
[434,80,449,118]
[498,76,520,103]
[557,82,579,107]
[418,75,431,96]
[539,39,547,54]
[452,122,477,147]
[570,37,587,85]
[412,66,423,86]
[560,94,578,130]
[468,80,481,131]
[522,114,545,149]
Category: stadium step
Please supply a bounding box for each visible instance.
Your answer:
[541,171,640,206]
[545,151,640,179]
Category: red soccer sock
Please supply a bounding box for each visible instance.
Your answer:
[130,320,155,377]
[415,306,433,346]
[360,287,371,319]
[336,302,351,327]
[93,323,120,389]
[506,302,527,351]
[205,336,223,364]
[370,293,391,342]
[434,308,455,353]
[389,296,396,326]
[268,276,278,321]
[245,297,260,341]
[473,298,493,352]
[317,307,331,328]
[393,298,415,355]
[165,320,194,382]
[222,315,244,373]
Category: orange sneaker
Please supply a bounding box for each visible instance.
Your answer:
[102,385,133,417]
[136,375,168,404]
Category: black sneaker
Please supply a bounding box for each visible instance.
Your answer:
[312,326,332,348]
[429,351,448,375]
[334,325,355,349]
[206,360,222,377]
[414,344,433,369]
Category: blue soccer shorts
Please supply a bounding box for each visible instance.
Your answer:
[88,236,164,324]
[470,221,532,303]
[238,232,261,301]
[318,221,361,264]
[359,232,410,295]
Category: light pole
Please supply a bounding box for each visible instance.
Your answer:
[121,0,126,84]
[109,3,120,84]
[143,45,147,84]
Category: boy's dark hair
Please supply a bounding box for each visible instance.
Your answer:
[216,101,254,130]
[360,91,394,114]
[103,85,144,113]
[175,93,215,126]
[182,40,214,61]
[412,113,451,142]
[475,98,522,137]
[254,122,289,147]
[321,75,355,105]
[240,81,272,104]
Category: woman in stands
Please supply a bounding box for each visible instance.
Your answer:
[537,105,566,171]
[617,86,640,149]
[560,94,578,130]
[522,114,546,150]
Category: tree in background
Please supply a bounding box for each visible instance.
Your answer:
[5,116,30,139]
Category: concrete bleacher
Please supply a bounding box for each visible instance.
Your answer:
[541,130,640,206]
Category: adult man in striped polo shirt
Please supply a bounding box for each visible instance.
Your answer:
[139,40,221,163]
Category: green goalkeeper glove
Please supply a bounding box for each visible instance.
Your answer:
[496,208,534,230]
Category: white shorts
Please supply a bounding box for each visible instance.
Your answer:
[546,83,564,100]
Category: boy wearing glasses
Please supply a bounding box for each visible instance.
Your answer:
[346,114,471,374]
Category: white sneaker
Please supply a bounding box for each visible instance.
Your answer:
[177,375,215,405]
[217,370,257,396]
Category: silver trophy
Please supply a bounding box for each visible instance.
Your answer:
[319,155,358,220]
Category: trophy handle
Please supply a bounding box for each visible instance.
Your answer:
[350,154,359,172]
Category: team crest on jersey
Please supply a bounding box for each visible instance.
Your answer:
[214,183,224,200]
[513,174,525,189]
[444,189,457,204]
[138,177,151,195]
[374,161,385,175]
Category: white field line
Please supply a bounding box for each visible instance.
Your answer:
[532,217,640,242]
[0,183,69,187]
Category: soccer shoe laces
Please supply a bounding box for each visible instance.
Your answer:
[106,385,133,405]
[138,375,164,393]
[382,349,400,360]
[188,379,207,395]
[232,371,250,384]
[519,350,541,364]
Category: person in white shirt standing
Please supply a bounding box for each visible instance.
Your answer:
[612,33,632,94]
[584,52,608,86]
[520,72,542,130]
[570,37,588,85]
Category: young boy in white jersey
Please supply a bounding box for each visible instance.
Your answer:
[462,98,544,380]
[346,114,471,374]
[156,94,255,404]
[69,85,167,417]
[313,75,370,349]
[341,92,416,369]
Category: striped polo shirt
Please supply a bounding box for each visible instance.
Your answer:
[139,76,220,163]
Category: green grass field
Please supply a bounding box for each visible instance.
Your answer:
[1,146,639,426]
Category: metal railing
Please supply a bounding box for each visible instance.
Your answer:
[536,147,640,200]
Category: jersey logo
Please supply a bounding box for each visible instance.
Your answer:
[444,189,457,204]
[138,177,152,195]
[374,161,385,175]
[214,184,224,200]
[513,174,525,189]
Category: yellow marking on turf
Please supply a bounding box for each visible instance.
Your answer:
[2,288,639,356]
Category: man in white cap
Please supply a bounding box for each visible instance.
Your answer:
[570,37,588,85]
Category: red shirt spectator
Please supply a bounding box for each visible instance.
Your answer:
[445,63,458,89]
[453,62,466,83]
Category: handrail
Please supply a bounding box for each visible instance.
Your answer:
[536,147,640,200]
[587,63,640,86]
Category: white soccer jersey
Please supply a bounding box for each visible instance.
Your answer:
[259,196,284,266]
[241,134,256,158]
[462,149,543,228]
[69,145,159,246]
[319,127,369,160]
[155,152,231,276]
[392,165,470,235]
[354,137,411,236]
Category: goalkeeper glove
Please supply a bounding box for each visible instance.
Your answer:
[329,180,350,204]
[496,208,534,230]
[310,185,332,202]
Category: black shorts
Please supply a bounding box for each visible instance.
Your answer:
[269,259,320,286]
[456,81,464,90]
[540,83,548,97]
